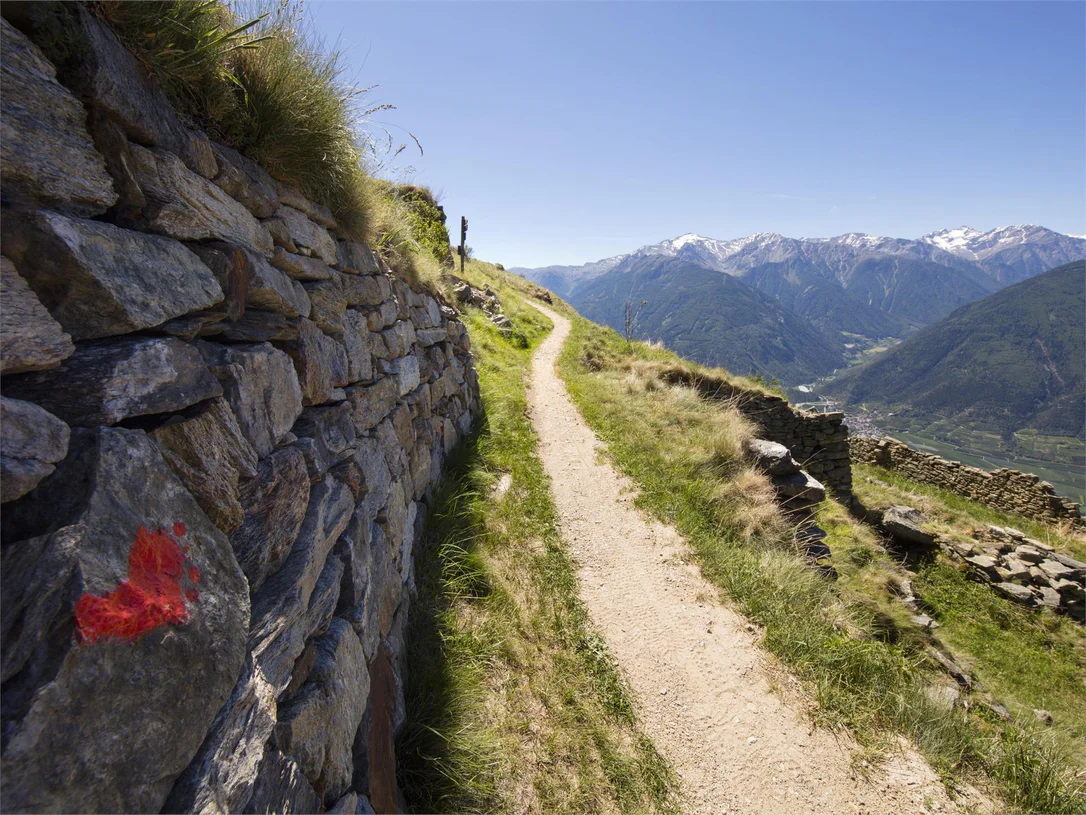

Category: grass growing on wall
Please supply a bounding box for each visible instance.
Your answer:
[551,310,1085,814]
[397,260,677,814]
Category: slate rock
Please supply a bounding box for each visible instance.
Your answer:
[343,309,375,384]
[194,242,310,320]
[275,619,370,805]
[882,505,936,547]
[275,205,337,265]
[771,470,826,503]
[275,182,337,229]
[211,142,279,218]
[0,18,117,215]
[241,749,321,815]
[994,582,1034,604]
[291,402,357,473]
[206,310,300,343]
[1,211,223,340]
[0,428,249,814]
[346,377,400,432]
[151,398,259,534]
[965,554,1001,581]
[393,355,421,396]
[0,255,74,373]
[336,240,380,275]
[1038,558,1075,582]
[0,396,69,503]
[272,246,336,281]
[744,438,801,476]
[276,318,349,406]
[2,337,221,426]
[127,143,273,254]
[69,8,216,178]
[200,341,303,457]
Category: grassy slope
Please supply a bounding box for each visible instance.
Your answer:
[547,307,1085,814]
[397,261,676,814]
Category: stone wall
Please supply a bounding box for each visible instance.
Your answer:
[659,370,852,499]
[850,436,1083,527]
[0,12,479,814]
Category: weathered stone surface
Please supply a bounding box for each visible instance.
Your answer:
[200,342,303,457]
[366,299,399,332]
[771,470,826,503]
[346,377,400,432]
[336,240,380,275]
[209,311,300,343]
[272,246,336,281]
[276,619,369,804]
[241,748,321,815]
[275,182,337,229]
[70,9,215,177]
[1014,544,1045,565]
[882,505,936,547]
[151,398,259,534]
[744,438,801,475]
[0,397,69,504]
[232,446,310,593]
[127,143,273,254]
[994,582,1034,604]
[2,337,221,426]
[211,142,279,218]
[343,310,375,384]
[1038,558,1076,581]
[0,428,248,814]
[276,205,337,265]
[277,318,349,406]
[194,242,310,320]
[0,18,117,215]
[416,326,448,346]
[0,255,74,373]
[393,355,421,396]
[365,642,401,814]
[292,403,357,477]
[965,554,1001,581]
[1,211,223,340]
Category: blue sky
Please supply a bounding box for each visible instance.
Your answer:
[309,1,1086,268]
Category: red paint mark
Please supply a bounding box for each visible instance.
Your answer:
[75,524,200,643]
[174,521,187,538]
[188,565,201,584]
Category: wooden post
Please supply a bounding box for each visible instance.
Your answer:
[459,216,468,275]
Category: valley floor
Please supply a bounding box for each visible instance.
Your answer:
[526,302,971,814]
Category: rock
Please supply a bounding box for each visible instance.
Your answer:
[1,211,224,340]
[211,142,279,218]
[0,397,69,503]
[208,310,301,343]
[126,144,272,254]
[1038,559,1075,582]
[291,403,357,478]
[2,337,221,426]
[923,682,960,711]
[1050,551,1086,574]
[0,18,117,215]
[744,438,801,475]
[276,318,349,406]
[271,246,336,281]
[0,428,249,814]
[336,240,380,275]
[926,646,972,688]
[275,182,337,229]
[68,8,216,177]
[1033,708,1054,726]
[881,506,936,546]
[393,355,421,396]
[193,242,310,319]
[771,470,826,503]
[1000,556,1031,583]
[965,554,1001,581]
[910,613,939,630]
[365,642,401,814]
[304,273,388,337]
[342,310,375,384]
[151,398,259,534]
[232,446,311,593]
[1014,544,1045,565]
[275,619,370,805]
[346,377,400,432]
[328,792,359,814]
[200,342,303,457]
[275,206,337,265]
[241,749,321,815]
[1036,586,1061,610]
[416,326,447,346]
[334,508,373,613]
[994,582,1034,604]
[0,255,74,373]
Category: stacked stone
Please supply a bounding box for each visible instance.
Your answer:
[0,13,479,814]
[448,274,513,336]
[851,437,1083,528]
[942,527,1085,622]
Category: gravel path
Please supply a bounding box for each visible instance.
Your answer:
[526,302,979,815]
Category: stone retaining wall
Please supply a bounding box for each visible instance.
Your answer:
[850,436,1083,527]
[0,12,479,814]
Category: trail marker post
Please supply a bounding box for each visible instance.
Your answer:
[459,216,468,275]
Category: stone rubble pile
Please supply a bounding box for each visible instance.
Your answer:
[0,12,480,814]
[447,275,513,336]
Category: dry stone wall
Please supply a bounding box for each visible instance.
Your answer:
[851,436,1083,527]
[0,12,480,814]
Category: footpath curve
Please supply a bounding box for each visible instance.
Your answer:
[526,302,971,815]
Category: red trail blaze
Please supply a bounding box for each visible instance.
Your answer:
[75,524,200,643]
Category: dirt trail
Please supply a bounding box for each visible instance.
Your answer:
[526,302,972,815]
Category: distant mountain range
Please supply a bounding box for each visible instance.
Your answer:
[825,260,1085,446]
[513,226,1085,384]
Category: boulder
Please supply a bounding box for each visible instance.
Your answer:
[0,18,117,215]
[2,337,221,426]
[211,142,279,218]
[0,428,249,814]
[193,242,310,320]
[241,749,321,815]
[275,205,337,265]
[272,246,336,281]
[151,398,259,534]
[881,506,936,547]
[276,318,349,406]
[743,438,801,476]
[1,211,223,340]
[68,8,216,177]
[200,342,303,457]
[275,619,370,805]
[126,144,273,255]
[0,255,74,373]
[0,396,70,503]
[231,446,311,593]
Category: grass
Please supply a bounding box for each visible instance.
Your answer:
[547,307,1085,813]
[397,260,677,814]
